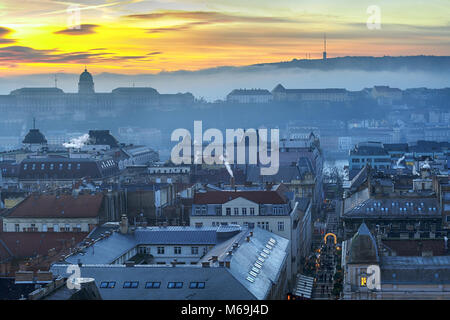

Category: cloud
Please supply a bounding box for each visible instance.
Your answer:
[146,21,209,33]
[53,24,99,35]
[132,10,294,34]
[147,51,162,55]
[126,10,293,24]
[0,45,148,65]
[0,26,16,44]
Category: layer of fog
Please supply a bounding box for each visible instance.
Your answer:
[1,66,449,101]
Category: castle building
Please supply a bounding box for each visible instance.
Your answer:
[0,68,195,117]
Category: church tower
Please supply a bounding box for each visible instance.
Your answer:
[78,67,95,94]
[323,33,327,61]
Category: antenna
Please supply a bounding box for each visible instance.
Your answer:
[33,117,36,129]
[54,74,58,88]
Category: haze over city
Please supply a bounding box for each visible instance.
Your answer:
[0,0,449,305]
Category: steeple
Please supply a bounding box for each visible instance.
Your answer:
[323,33,327,61]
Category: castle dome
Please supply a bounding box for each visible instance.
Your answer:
[78,67,95,94]
[79,68,93,82]
[22,129,47,145]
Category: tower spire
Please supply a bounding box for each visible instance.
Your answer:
[323,33,327,61]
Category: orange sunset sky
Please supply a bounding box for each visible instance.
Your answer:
[0,0,449,75]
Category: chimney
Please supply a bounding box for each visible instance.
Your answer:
[211,256,218,262]
[77,259,82,268]
[171,259,177,267]
[15,271,34,283]
[120,214,129,234]
[246,236,250,242]
[250,231,253,237]
[230,177,235,190]
[36,271,53,283]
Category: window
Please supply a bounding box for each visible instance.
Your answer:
[167,282,183,289]
[145,282,161,289]
[226,208,231,216]
[215,207,221,215]
[189,282,205,289]
[360,276,367,287]
[234,208,239,215]
[157,247,165,254]
[100,281,116,288]
[242,208,247,215]
[174,247,181,254]
[123,281,139,288]
[41,164,45,170]
[250,208,255,215]
[278,221,285,231]
[191,247,199,255]
[76,163,81,170]
[42,224,48,232]
[59,163,63,170]
[53,224,59,232]
[15,224,19,232]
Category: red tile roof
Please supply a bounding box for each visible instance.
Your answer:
[0,232,89,260]
[6,193,104,218]
[194,190,287,205]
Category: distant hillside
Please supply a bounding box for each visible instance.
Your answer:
[250,55,450,73]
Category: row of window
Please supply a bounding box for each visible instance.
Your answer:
[210,221,285,232]
[139,246,202,255]
[15,223,82,232]
[23,163,81,170]
[99,281,205,289]
[223,207,256,216]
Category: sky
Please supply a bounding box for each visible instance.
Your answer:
[0,0,449,76]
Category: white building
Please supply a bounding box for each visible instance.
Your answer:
[189,184,312,288]
[226,89,273,104]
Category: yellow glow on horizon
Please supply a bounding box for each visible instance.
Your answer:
[0,0,448,76]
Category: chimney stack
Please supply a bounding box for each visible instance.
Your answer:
[230,177,235,190]
[120,214,129,234]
